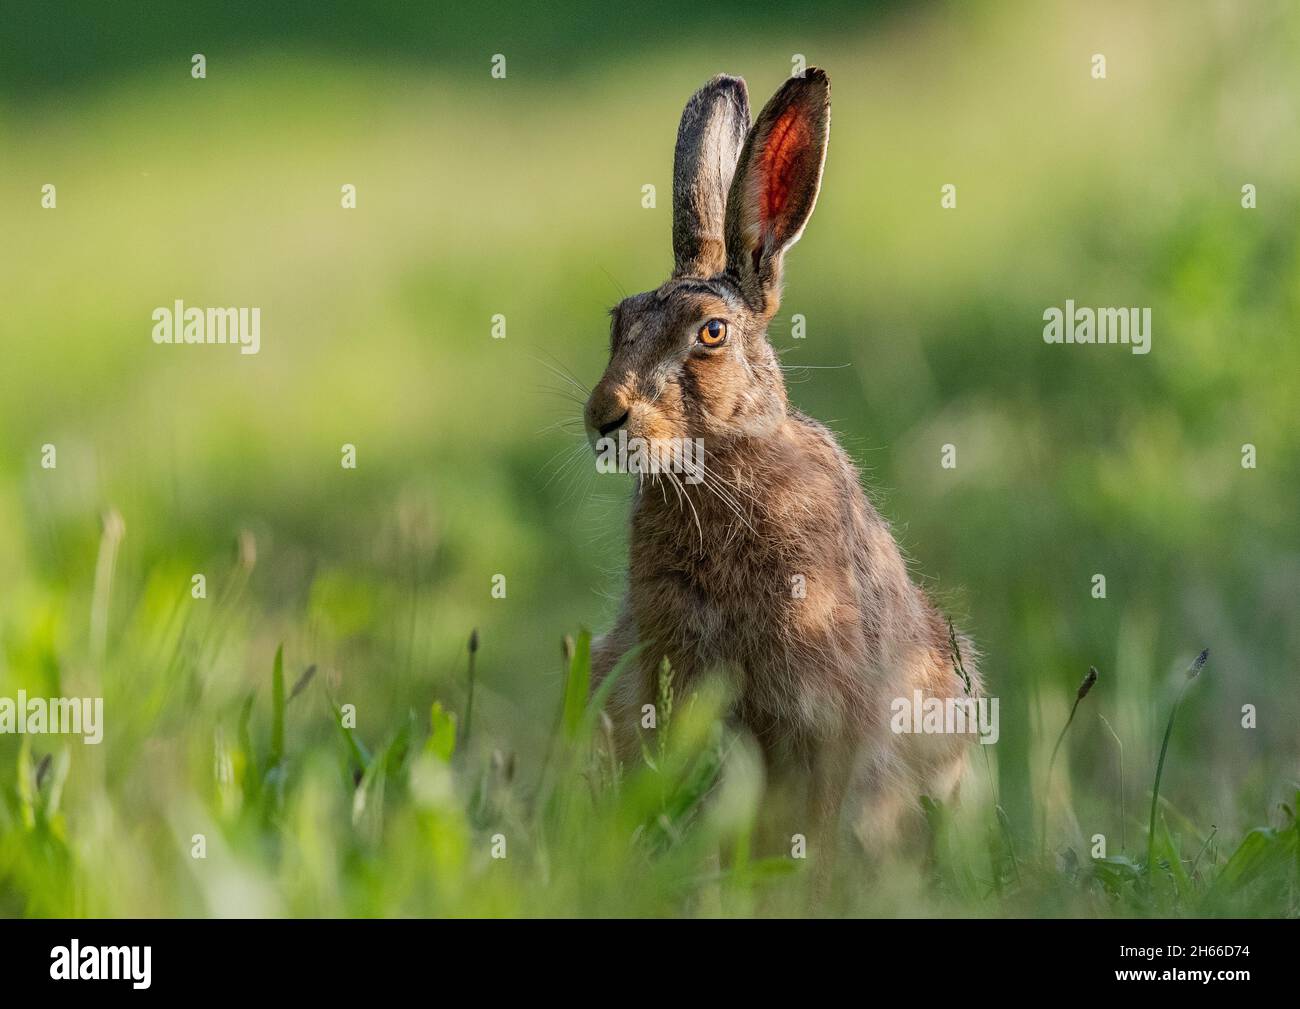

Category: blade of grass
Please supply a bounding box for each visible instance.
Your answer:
[237,692,259,801]
[1098,712,1126,852]
[1146,649,1208,876]
[949,623,1018,887]
[561,629,591,741]
[427,701,457,762]
[464,629,479,746]
[287,663,316,703]
[1041,666,1097,856]
[269,644,285,767]
[326,693,371,776]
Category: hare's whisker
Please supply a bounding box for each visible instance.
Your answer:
[666,469,703,546]
[690,470,756,537]
[535,384,588,407]
[540,440,592,492]
[599,265,629,300]
[531,350,591,395]
[535,417,587,436]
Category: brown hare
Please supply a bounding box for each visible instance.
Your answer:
[584,69,982,865]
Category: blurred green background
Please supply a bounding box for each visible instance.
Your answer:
[1,0,1297,915]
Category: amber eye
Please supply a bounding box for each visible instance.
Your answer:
[698,319,728,346]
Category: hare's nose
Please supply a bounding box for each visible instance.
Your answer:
[596,410,629,437]
[585,383,630,439]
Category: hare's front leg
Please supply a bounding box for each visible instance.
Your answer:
[591,603,655,766]
[591,602,636,689]
[806,730,859,906]
[751,730,856,909]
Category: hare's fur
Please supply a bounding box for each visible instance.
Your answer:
[584,70,981,858]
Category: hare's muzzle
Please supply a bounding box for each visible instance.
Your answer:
[585,380,631,448]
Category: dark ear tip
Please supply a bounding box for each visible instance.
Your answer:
[800,66,830,90]
[771,67,829,109]
[705,73,749,106]
[709,73,746,89]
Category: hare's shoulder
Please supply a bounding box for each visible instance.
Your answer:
[787,408,859,471]
[785,408,880,517]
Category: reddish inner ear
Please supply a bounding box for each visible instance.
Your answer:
[757,105,811,233]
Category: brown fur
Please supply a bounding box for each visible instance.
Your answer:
[584,69,982,864]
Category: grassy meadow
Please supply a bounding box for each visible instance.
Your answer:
[0,0,1297,916]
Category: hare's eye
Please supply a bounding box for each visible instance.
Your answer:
[697,319,728,347]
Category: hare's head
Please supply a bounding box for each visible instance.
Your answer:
[585,70,830,449]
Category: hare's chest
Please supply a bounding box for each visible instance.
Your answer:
[629,518,874,729]
[631,549,791,672]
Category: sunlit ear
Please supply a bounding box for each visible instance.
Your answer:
[672,75,751,278]
[724,68,830,315]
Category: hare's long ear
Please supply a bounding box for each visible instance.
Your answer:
[672,75,751,278]
[724,68,830,316]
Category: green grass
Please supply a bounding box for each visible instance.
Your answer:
[8,611,1295,917]
[1,0,1298,916]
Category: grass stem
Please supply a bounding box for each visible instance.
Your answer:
[1041,667,1097,856]
[1146,649,1208,875]
[1097,713,1125,852]
[464,628,479,746]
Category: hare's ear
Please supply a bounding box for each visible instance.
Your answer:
[672,75,751,278]
[724,68,830,315]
